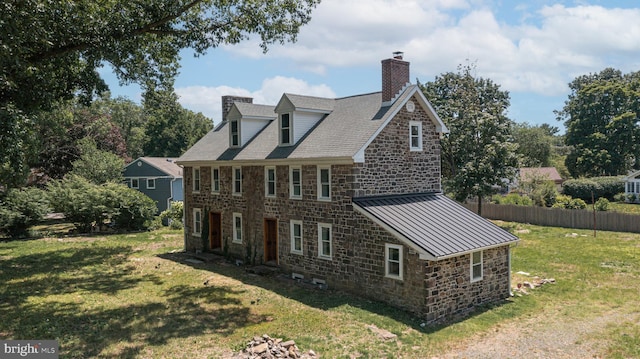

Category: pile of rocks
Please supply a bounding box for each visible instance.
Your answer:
[513,277,556,295]
[230,334,317,359]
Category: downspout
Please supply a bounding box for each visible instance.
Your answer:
[508,246,512,296]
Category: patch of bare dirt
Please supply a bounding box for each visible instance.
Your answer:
[437,310,635,359]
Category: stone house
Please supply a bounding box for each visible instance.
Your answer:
[176,54,519,324]
[123,157,183,213]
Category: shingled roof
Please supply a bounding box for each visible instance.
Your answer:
[133,157,182,177]
[353,193,519,260]
[177,85,447,164]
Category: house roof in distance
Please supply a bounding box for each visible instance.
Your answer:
[353,193,519,260]
[520,167,563,182]
[125,157,183,178]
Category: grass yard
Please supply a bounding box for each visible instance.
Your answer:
[0,224,639,358]
[609,201,640,215]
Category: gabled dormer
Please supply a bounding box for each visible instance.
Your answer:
[226,102,276,148]
[274,94,335,147]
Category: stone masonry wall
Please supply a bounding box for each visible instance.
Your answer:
[354,93,441,197]
[423,246,511,323]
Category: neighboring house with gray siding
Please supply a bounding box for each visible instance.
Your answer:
[124,157,183,213]
[176,54,519,324]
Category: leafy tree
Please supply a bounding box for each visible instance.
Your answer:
[70,138,125,184]
[557,68,640,177]
[420,63,519,214]
[513,123,553,167]
[143,88,213,157]
[31,99,128,181]
[1,0,320,188]
[97,95,148,159]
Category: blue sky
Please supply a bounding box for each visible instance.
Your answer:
[101,0,640,132]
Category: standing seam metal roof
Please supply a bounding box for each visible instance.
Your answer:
[353,193,519,259]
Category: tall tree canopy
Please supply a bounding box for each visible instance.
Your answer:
[420,63,518,213]
[557,68,640,177]
[512,123,554,167]
[0,0,319,188]
[142,88,212,157]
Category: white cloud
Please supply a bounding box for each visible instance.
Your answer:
[176,78,335,124]
[224,1,640,97]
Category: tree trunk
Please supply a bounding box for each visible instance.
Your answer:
[477,195,483,216]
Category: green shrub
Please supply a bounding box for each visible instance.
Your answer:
[563,177,624,201]
[492,193,533,206]
[614,193,627,202]
[48,175,156,232]
[159,201,184,225]
[627,193,638,203]
[594,198,610,211]
[0,187,50,237]
[48,175,109,232]
[552,195,587,210]
[592,176,625,200]
[530,181,558,207]
[104,182,157,231]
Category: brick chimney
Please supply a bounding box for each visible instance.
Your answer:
[221,95,253,122]
[381,52,410,105]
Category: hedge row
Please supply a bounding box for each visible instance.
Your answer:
[562,176,624,202]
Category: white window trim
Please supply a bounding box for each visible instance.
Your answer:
[232,212,243,244]
[289,166,302,200]
[193,167,201,193]
[265,166,276,198]
[471,250,483,282]
[385,243,403,280]
[290,220,303,255]
[131,178,139,189]
[317,223,332,260]
[146,178,156,190]
[192,208,202,237]
[233,167,242,196]
[317,166,331,201]
[279,113,293,146]
[409,121,423,151]
[211,167,220,194]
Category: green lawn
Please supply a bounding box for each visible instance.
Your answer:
[0,225,638,358]
[609,201,640,214]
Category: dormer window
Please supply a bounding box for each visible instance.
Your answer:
[280,113,292,146]
[230,119,240,147]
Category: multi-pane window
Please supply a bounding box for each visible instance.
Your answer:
[233,167,242,195]
[146,178,155,189]
[317,166,331,201]
[265,167,276,197]
[193,167,201,192]
[193,208,202,236]
[212,167,220,193]
[131,178,139,189]
[280,113,291,145]
[409,121,422,151]
[317,223,332,259]
[385,244,403,280]
[471,251,483,282]
[230,119,239,147]
[233,213,242,243]
[290,167,302,199]
[290,220,303,255]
